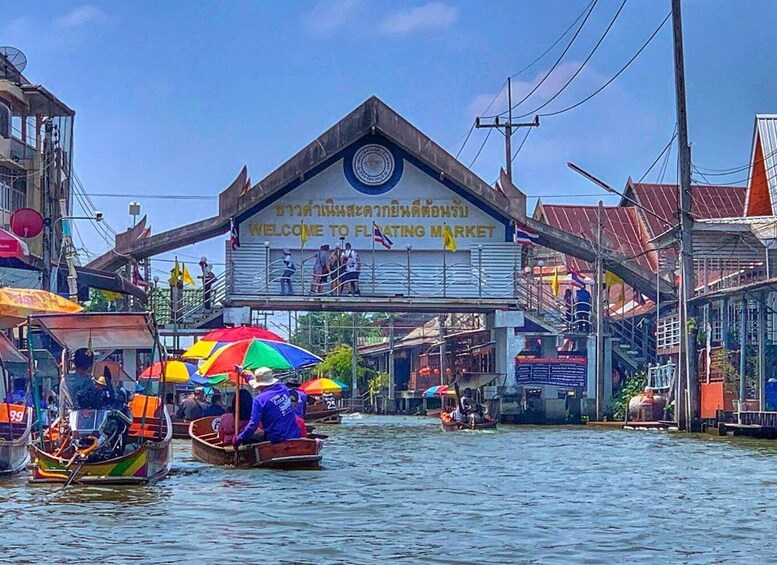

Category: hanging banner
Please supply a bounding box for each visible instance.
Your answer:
[515,358,587,388]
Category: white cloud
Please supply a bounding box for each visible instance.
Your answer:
[468,62,607,118]
[57,5,109,29]
[379,2,458,35]
[303,0,362,34]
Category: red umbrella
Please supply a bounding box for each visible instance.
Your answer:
[201,326,285,343]
[0,228,28,259]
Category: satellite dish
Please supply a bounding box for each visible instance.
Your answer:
[0,47,27,81]
[10,208,44,239]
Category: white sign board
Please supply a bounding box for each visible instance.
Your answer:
[240,148,506,252]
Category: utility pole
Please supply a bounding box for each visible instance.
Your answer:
[41,120,54,292]
[595,201,604,421]
[672,0,698,431]
[476,77,540,182]
[388,313,395,414]
[351,311,358,410]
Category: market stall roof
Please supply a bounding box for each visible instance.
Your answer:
[32,312,155,351]
[0,287,83,328]
[0,332,26,364]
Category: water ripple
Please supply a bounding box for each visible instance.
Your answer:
[0,417,775,563]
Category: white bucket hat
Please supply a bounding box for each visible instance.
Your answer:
[248,367,278,389]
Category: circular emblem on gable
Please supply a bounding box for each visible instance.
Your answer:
[352,144,395,186]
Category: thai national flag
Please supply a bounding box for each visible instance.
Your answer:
[570,269,586,289]
[513,224,539,246]
[373,222,393,249]
[230,218,240,251]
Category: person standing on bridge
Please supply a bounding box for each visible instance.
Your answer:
[281,249,295,295]
[342,242,361,296]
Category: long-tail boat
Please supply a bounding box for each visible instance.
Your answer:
[0,404,31,475]
[190,416,322,470]
[304,405,348,424]
[27,312,174,485]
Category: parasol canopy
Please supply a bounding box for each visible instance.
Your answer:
[139,360,197,384]
[203,326,285,343]
[0,288,82,328]
[0,228,29,259]
[183,327,285,359]
[299,378,349,395]
[198,338,295,380]
[422,385,455,398]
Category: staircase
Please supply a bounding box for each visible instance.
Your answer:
[513,275,654,366]
[148,272,228,329]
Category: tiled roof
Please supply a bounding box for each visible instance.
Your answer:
[541,204,655,273]
[630,183,746,238]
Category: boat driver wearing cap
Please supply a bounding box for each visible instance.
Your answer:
[234,367,301,445]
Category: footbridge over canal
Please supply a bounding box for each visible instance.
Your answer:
[90,96,674,321]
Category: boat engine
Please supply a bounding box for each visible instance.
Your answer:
[68,409,133,461]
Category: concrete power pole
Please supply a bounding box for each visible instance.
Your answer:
[41,120,54,292]
[476,77,540,182]
[672,0,698,431]
[595,201,605,421]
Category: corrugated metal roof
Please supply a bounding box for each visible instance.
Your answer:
[541,204,656,273]
[631,183,746,238]
[744,115,777,215]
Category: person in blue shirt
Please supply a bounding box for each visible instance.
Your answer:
[202,392,226,417]
[285,378,307,419]
[235,367,301,445]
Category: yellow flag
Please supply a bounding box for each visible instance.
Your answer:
[181,263,196,286]
[605,270,626,304]
[300,222,308,247]
[551,266,559,297]
[442,225,457,252]
[168,259,181,286]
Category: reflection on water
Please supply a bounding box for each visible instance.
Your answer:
[1,416,776,563]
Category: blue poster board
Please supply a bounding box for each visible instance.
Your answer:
[515,358,587,388]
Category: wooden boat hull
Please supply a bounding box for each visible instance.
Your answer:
[28,409,173,485]
[190,416,323,470]
[172,420,190,439]
[440,420,498,432]
[304,407,347,424]
[0,410,31,477]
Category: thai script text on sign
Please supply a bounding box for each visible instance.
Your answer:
[515,358,587,388]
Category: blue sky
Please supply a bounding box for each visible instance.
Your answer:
[4,0,777,284]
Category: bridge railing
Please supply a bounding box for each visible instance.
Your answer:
[149,272,228,326]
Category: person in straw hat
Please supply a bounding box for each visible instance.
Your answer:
[234,367,301,445]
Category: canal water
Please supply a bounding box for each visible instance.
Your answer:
[1,415,776,563]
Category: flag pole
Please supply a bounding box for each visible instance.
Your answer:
[372,222,376,294]
[300,220,305,296]
[442,223,447,298]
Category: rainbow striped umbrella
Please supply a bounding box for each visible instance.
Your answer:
[183,327,285,360]
[299,378,349,395]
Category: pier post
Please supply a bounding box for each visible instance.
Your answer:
[739,297,747,422]
[758,292,766,411]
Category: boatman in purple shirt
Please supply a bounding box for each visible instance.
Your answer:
[234,367,301,445]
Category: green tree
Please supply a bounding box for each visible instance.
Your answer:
[289,311,388,356]
[314,343,381,395]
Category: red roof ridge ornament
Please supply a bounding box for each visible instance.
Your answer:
[9,208,44,239]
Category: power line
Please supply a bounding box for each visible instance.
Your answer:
[87,192,218,201]
[512,0,628,120]
[468,128,494,168]
[511,127,534,163]
[536,11,671,118]
[483,0,599,119]
[637,128,677,183]
[510,0,597,79]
